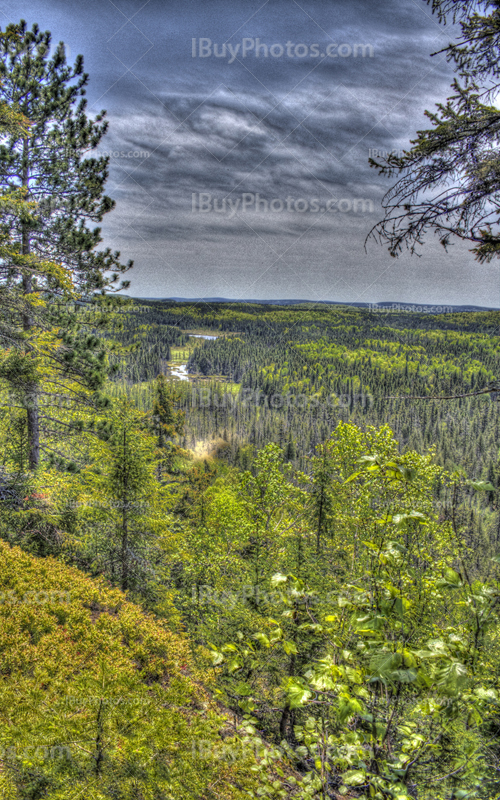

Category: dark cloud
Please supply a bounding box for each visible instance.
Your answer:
[1,0,497,305]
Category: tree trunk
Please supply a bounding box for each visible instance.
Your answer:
[121,505,129,591]
[25,387,40,470]
[279,651,296,743]
[22,137,40,469]
[316,488,324,554]
[279,705,291,741]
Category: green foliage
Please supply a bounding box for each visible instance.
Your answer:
[0,539,263,799]
[152,374,187,476]
[0,22,132,469]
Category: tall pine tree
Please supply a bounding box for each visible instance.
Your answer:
[152,374,185,478]
[0,22,132,468]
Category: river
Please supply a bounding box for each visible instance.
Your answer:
[169,333,218,381]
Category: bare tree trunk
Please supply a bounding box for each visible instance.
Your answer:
[25,385,40,470]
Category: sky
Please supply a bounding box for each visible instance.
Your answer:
[3,0,500,306]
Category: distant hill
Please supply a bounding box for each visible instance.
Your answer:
[133,297,499,313]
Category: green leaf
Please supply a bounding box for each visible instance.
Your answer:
[344,470,363,484]
[338,696,364,722]
[470,481,495,492]
[475,686,498,702]
[467,706,482,726]
[392,668,418,683]
[271,573,288,586]
[285,678,312,708]
[235,681,253,696]
[342,770,366,786]
[210,651,224,666]
[238,698,256,713]
[392,511,426,524]
[443,567,462,586]
[435,659,468,694]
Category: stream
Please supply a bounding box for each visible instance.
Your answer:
[169,334,218,381]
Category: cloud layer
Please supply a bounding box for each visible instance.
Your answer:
[2,0,498,305]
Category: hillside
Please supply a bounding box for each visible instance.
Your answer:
[0,540,265,800]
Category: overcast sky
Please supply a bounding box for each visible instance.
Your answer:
[3,0,499,305]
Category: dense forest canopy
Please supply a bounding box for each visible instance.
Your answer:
[1,290,498,799]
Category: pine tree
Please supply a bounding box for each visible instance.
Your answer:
[369,0,500,263]
[0,22,132,468]
[284,433,296,462]
[152,374,185,477]
[103,403,155,592]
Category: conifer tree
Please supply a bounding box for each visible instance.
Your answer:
[284,433,296,462]
[103,403,155,592]
[152,374,185,478]
[369,0,500,263]
[0,21,132,468]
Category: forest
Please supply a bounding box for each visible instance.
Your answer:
[0,10,499,800]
